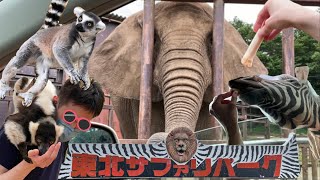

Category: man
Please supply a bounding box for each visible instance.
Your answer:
[0,79,105,180]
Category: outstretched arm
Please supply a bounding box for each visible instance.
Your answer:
[209,91,243,145]
[0,142,61,180]
[52,45,80,85]
[254,0,320,41]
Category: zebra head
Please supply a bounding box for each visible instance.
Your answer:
[229,74,319,129]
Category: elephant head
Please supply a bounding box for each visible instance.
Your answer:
[89,2,267,139]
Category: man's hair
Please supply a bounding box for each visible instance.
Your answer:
[58,79,105,117]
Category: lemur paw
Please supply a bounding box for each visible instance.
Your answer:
[82,78,91,90]
[0,81,11,99]
[69,70,81,84]
[19,92,34,107]
[0,89,5,99]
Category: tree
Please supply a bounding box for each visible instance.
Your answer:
[230,16,320,92]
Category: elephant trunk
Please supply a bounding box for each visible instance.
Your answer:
[160,34,209,133]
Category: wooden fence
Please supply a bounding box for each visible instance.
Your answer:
[135,0,320,178]
[137,0,319,139]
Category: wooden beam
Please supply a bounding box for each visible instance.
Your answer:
[281,28,295,138]
[161,0,320,6]
[210,0,225,140]
[301,146,309,180]
[138,0,155,139]
[282,28,295,76]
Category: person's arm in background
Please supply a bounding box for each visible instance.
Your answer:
[209,91,243,145]
[0,142,61,180]
[254,0,320,41]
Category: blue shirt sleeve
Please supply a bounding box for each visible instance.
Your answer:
[0,128,22,170]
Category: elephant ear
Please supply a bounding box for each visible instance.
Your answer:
[89,12,162,101]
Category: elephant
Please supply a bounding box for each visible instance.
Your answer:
[88,2,268,140]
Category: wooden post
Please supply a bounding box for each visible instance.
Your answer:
[138,0,155,139]
[281,28,295,138]
[301,146,308,180]
[211,0,224,140]
[265,118,271,139]
[241,103,248,140]
[309,148,318,180]
[282,28,295,75]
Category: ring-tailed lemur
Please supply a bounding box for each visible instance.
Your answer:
[4,77,64,163]
[0,0,106,107]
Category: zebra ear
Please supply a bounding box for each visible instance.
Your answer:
[295,66,309,81]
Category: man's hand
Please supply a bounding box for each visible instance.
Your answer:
[27,142,61,169]
[209,91,238,130]
[209,91,243,145]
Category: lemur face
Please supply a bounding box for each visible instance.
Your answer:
[74,7,106,34]
[30,117,64,155]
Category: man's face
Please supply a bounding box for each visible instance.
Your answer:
[57,102,94,129]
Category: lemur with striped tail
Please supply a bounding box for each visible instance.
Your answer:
[0,0,106,107]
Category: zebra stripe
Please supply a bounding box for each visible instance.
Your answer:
[256,77,319,130]
[192,133,299,178]
[58,133,300,179]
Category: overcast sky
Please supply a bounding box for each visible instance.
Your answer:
[112,0,319,24]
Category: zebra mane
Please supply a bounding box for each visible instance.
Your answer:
[306,80,320,101]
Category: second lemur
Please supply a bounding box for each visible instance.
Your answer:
[0,2,106,107]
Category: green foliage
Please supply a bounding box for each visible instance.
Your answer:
[230,17,320,92]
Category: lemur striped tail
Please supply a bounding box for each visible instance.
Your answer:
[41,0,69,29]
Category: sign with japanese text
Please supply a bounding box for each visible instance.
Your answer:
[58,133,300,179]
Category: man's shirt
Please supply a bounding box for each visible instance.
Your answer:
[0,128,68,180]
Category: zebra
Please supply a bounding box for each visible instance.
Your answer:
[229,74,319,130]
[228,73,320,158]
[58,133,300,179]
